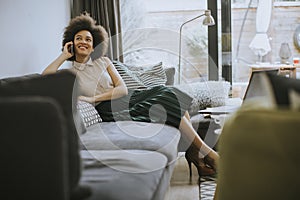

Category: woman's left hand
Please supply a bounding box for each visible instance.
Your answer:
[78,96,95,104]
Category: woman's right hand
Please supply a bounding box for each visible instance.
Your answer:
[42,41,74,75]
[62,41,74,59]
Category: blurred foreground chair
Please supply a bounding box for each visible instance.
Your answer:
[216,105,300,200]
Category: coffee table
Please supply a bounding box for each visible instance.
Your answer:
[190,97,243,153]
[198,98,242,115]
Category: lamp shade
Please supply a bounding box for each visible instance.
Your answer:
[178,9,215,83]
[202,10,215,26]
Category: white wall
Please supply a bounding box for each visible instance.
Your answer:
[0,0,71,78]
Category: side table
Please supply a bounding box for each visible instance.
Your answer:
[193,98,243,150]
[250,64,297,78]
[190,114,220,151]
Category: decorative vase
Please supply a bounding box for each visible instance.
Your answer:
[279,42,291,64]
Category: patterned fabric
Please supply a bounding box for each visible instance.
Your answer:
[199,177,217,200]
[175,81,231,115]
[95,86,193,129]
[77,101,102,128]
[112,60,147,90]
[128,62,167,88]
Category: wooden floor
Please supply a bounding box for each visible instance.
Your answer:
[164,153,200,200]
[165,153,217,200]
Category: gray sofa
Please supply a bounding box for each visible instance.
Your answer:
[0,71,81,200]
[80,119,181,200]
[0,66,182,200]
[77,62,182,200]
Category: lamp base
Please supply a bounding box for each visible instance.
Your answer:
[280,58,291,65]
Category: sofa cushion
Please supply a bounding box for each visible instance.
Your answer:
[128,62,167,88]
[80,121,181,164]
[113,60,147,90]
[80,150,167,200]
[113,60,173,89]
[175,81,231,115]
[0,70,81,194]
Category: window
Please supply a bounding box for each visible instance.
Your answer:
[120,0,300,88]
[233,0,300,3]
[232,0,300,83]
[121,0,211,83]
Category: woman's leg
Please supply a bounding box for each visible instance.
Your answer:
[184,111,191,120]
[179,112,219,170]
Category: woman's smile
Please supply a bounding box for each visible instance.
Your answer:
[77,44,89,51]
[74,30,94,56]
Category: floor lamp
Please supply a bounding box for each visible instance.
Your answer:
[178,10,215,84]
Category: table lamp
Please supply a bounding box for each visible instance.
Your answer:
[178,10,215,84]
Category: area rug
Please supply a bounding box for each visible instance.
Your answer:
[199,176,217,200]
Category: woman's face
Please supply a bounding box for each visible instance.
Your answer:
[74,30,94,57]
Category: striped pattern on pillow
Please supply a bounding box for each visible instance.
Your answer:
[112,61,147,90]
[129,62,167,88]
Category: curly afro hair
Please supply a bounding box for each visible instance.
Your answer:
[62,12,109,61]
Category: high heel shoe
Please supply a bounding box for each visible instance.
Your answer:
[204,154,217,172]
[185,145,216,180]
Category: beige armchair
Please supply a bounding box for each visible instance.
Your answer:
[216,105,300,200]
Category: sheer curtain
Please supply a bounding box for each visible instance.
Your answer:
[72,0,123,61]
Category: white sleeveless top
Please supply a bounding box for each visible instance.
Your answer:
[70,57,114,97]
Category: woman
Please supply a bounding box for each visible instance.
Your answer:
[43,13,219,177]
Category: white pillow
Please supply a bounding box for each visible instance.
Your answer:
[175,81,231,115]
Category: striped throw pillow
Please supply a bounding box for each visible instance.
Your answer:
[112,60,147,90]
[128,62,167,88]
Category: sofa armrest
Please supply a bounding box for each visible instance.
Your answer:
[0,97,69,200]
[0,70,81,193]
[164,67,175,85]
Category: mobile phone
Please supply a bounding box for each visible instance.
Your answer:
[68,44,74,55]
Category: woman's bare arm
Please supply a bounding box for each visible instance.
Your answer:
[42,42,73,75]
[78,57,128,103]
